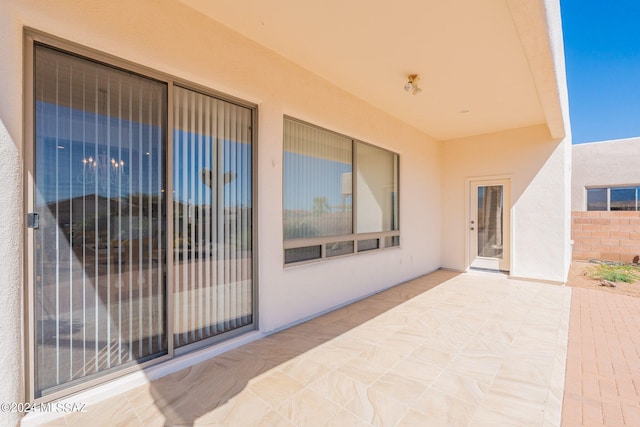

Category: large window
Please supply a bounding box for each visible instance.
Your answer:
[587,186,640,211]
[283,118,399,264]
[28,37,255,400]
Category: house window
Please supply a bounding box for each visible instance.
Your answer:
[586,188,607,211]
[283,117,399,264]
[28,36,255,400]
[587,186,640,211]
[610,187,637,211]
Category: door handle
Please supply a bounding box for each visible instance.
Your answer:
[27,212,39,229]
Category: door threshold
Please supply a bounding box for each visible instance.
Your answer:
[468,267,510,275]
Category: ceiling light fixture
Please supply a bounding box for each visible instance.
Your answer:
[404,74,422,95]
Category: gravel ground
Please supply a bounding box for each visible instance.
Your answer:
[567,260,640,298]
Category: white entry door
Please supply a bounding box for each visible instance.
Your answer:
[469,179,510,272]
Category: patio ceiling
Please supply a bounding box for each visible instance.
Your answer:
[178,0,565,141]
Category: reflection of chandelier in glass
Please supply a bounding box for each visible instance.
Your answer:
[79,154,128,192]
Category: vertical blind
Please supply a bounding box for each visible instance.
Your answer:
[33,45,167,397]
[283,119,353,239]
[173,87,253,348]
[356,142,399,233]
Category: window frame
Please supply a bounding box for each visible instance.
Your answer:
[586,185,640,211]
[282,116,400,266]
[23,28,259,403]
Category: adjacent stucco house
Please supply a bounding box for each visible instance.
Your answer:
[0,0,572,424]
[572,138,640,262]
[572,137,640,211]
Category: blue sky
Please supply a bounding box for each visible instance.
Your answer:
[561,1,640,144]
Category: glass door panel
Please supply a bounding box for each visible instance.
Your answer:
[173,87,253,348]
[33,45,167,397]
[477,185,504,258]
[469,179,510,272]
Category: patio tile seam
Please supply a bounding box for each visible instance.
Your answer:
[121,389,150,427]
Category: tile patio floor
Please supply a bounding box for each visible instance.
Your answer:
[32,269,576,426]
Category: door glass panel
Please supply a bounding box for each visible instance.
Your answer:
[477,185,503,259]
[173,87,253,347]
[33,45,167,397]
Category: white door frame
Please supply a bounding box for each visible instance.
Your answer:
[465,176,511,272]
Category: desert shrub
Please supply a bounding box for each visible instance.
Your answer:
[589,263,640,283]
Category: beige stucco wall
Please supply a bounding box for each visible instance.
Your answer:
[572,138,640,211]
[0,3,26,426]
[440,124,572,283]
[1,0,442,421]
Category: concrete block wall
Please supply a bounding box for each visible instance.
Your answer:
[572,211,640,263]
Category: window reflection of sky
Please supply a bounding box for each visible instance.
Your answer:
[610,187,639,210]
[610,188,636,203]
[283,151,351,211]
[173,131,252,207]
[35,101,162,204]
[35,102,252,209]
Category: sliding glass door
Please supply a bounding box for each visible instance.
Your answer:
[30,40,255,399]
